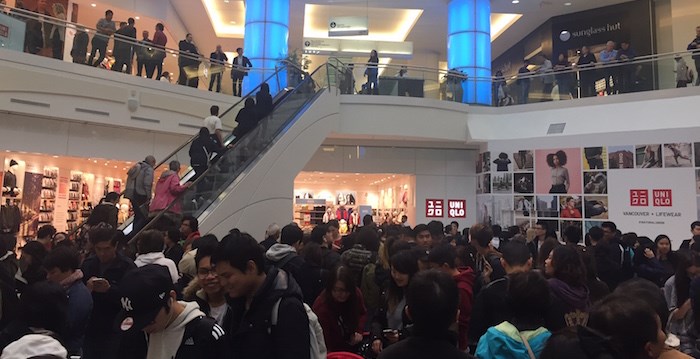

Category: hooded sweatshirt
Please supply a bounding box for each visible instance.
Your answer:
[547,278,590,330]
[146,301,205,359]
[475,321,551,359]
[149,170,189,214]
[135,252,180,284]
[454,267,476,351]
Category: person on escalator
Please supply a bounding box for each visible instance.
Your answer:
[149,160,191,223]
[232,97,258,139]
[189,128,220,184]
[256,83,274,119]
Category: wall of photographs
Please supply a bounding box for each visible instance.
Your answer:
[476,142,700,247]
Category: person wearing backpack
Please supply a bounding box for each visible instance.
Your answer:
[124,156,155,235]
[212,230,312,359]
[266,224,324,304]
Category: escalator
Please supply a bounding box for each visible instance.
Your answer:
[126,62,342,239]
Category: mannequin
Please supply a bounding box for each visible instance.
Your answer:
[3,160,20,197]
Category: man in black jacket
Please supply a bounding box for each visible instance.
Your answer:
[81,227,136,359]
[231,47,252,96]
[112,18,136,74]
[469,241,532,343]
[86,191,119,228]
[679,221,700,251]
[208,45,229,93]
[116,264,227,359]
[213,230,310,359]
[178,33,201,87]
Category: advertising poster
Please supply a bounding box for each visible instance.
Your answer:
[19,172,42,237]
[535,148,583,194]
[53,175,69,232]
[607,168,695,247]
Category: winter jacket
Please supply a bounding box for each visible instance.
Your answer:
[189,134,219,167]
[266,243,325,304]
[125,161,154,200]
[146,301,228,359]
[165,244,185,266]
[62,271,93,356]
[341,244,374,284]
[183,278,233,329]
[0,258,18,331]
[233,107,259,138]
[470,277,509,343]
[81,253,136,344]
[226,268,310,359]
[149,170,189,214]
[312,288,367,353]
[454,267,476,350]
[475,321,551,359]
[135,252,179,284]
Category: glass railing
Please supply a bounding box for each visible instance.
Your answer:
[66,63,299,239]
[127,62,339,239]
[332,50,700,106]
[0,4,296,96]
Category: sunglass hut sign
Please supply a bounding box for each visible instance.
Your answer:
[560,22,622,42]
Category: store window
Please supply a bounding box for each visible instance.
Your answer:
[294,171,415,233]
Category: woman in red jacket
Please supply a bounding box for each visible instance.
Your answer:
[313,266,367,353]
[149,160,190,217]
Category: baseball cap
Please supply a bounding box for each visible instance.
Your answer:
[1,334,68,359]
[115,265,175,333]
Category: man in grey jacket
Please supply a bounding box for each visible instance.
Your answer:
[126,155,155,235]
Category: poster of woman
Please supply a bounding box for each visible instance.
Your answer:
[535,148,582,194]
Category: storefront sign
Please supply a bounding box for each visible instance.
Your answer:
[328,16,368,37]
[448,200,466,218]
[426,199,444,218]
[596,169,693,248]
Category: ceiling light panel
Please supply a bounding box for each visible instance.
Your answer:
[202,0,245,38]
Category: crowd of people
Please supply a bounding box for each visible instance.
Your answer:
[3,4,255,93]
[0,205,699,358]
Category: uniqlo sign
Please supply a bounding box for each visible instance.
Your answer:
[630,189,649,206]
[447,200,466,218]
[426,199,444,218]
[653,189,672,207]
[630,189,673,207]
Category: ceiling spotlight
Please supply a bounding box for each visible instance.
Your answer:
[135,16,140,20]
[564,2,572,5]
[90,3,96,7]
[512,0,519,3]
[229,21,236,24]
[224,0,230,3]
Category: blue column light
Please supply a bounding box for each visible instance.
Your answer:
[447,0,491,105]
[243,0,289,95]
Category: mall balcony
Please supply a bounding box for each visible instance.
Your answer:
[1,3,700,240]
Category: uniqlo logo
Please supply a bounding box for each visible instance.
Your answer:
[653,189,672,207]
[448,200,466,218]
[630,189,648,206]
[426,199,444,218]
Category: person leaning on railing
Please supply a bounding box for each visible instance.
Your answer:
[687,25,700,86]
[88,9,116,67]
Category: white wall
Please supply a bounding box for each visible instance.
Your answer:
[0,49,236,136]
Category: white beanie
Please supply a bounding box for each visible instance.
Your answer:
[1,334,67,359]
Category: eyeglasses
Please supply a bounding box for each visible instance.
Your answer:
[197,268,217,278]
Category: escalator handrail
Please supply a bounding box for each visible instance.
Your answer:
[128,63,335,243]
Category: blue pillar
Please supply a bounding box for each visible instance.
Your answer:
[447,0,491,105]
[243,0,289,96]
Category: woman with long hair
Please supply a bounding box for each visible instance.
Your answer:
[655,234,677,285]
[312,266,367,353]
[633,236,666,287]
[544,245,590,331]
[371,249,419,348]
[664,251,700,357]
[546,150,570,194]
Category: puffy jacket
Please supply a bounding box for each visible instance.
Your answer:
[475,321,551,359]
[149,170,188,214]
[226,268,310,359]
[266,244,326,305]
[454,267,476,350]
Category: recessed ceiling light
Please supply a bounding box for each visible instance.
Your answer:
[229,21,236,24]
[224,0,230,3]
[135,16,140,20]
[512,0,519,3]
[90,3,96,7]
[564,2,572,5]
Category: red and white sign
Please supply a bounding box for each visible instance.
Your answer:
[426,199,444,218]
[448,200,466,218]
[609,169,694,248]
